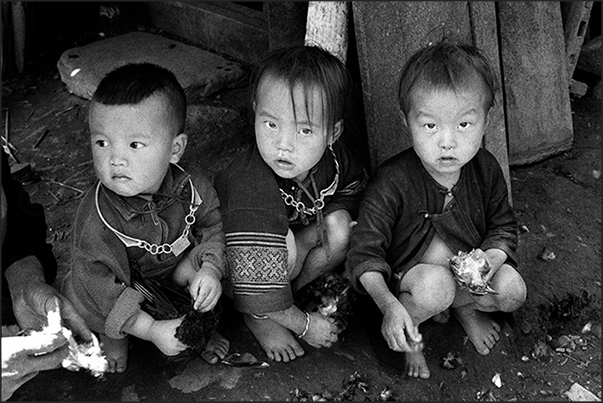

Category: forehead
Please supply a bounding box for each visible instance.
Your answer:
[256,75,325,115]
[409,78,489,113]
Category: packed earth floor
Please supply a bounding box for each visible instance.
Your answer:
[1,8,601,402]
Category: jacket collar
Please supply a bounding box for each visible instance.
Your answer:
[99,164,191,222]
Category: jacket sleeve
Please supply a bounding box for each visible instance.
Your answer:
[187,174,226,277]
[345,167,398,294]
[61,191,144,338]
[214,158,293,315]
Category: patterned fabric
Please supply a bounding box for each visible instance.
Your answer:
[226,232,288,295]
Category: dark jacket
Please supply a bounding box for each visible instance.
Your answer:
[214,141,367,314]
[60,164,225,338]
[346,147,518,293]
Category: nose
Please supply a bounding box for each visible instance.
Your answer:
[439,127,457,151]
[109,150,126,167]
[276,129,295,152]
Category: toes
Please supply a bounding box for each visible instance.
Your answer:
[201,350,219,364]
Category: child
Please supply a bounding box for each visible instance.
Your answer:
[345,42,527,379]
[60,63,229,373]
[214,45,368,363]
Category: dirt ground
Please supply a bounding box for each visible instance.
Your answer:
[2,5,601,401]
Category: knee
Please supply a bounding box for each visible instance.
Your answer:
[324,209,353,256]
[492,267,527,312]
[407,265,456,311]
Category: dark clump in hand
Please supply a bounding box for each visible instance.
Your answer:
[295,271,356,334]
[174,307,221,353]
[130,265,221,354]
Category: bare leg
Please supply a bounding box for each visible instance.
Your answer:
[99,334,128,373]
[399,263,456,379]
[452,302,501,355]
[243,314,305,362]
[452,264,526,355]
[200,331,230,364]
[291,210,352,292]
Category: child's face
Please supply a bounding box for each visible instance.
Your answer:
[89,94,186,198]
[254,75,342,182]
[404,82,490,186]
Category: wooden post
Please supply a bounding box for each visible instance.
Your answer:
[305,1,349,63]
[11,1,26,74]
[469,2,512,205]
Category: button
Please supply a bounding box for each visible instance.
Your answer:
[424,213,429,218]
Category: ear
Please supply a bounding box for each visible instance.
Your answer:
[485,107,494,127]
[170,133,188,163]
[401,112,409,128]
[330,119,344,144]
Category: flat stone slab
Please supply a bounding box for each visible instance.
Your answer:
[57,31,245,101]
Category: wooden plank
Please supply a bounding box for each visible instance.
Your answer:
[498,2,573,165]
[562,2,594,82]
[468,1,512,204]
[305,1,349,63]
[146,1,268,64]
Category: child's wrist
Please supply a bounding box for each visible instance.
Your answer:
[200,261,222,280]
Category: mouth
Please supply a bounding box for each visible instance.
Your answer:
[111,174,131,181]
[274,159,294,169]
[439,156,457,163]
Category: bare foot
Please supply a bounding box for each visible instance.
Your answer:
[99,334,128,373]
[201,331,230,364]
[243,314,305,362]
[431,308,450,324]
[452,307,501,355]
[405,350,430,379]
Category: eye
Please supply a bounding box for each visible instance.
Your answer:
[423,123,437,131]
[94,139,108,148]
[130,142,144,149]
[264,121,277,130]
[459,122,472,129]
[298,127,313,136]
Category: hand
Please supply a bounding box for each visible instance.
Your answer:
[189,262,222,312]
[483,248,507,283]
[301,312,339,348]
[381,300,422,353]
[2,331,69,400]
[7,255,92,342]
[148,317,188,356]
[12,282,92,343]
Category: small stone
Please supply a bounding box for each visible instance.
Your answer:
[537,247,556,261]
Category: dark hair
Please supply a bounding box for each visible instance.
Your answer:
[92,63,186,133]
[249,45,352,136]
[397,42,496,117]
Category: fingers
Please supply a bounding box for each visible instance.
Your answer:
[59,297,93,342]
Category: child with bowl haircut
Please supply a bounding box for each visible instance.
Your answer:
[60,63,229,373]
[214,45,368,363]
[346,42,527,379]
